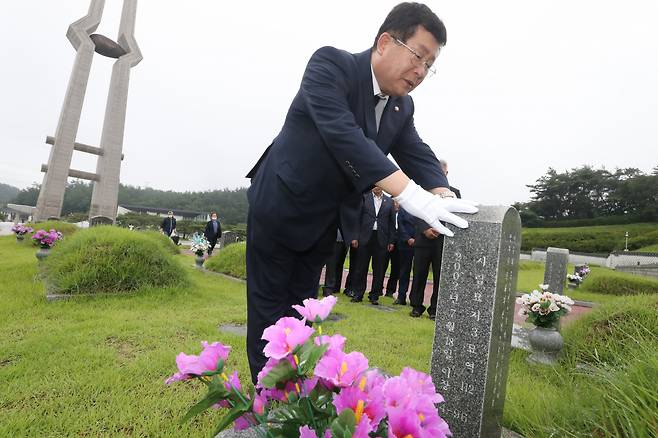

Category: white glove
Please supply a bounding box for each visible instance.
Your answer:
[394,180,479,237]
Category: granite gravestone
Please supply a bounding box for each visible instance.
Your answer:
[430,206,521,438]
[220,231,239,248]
[543,247,569,295]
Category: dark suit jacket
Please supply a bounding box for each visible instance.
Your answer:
[357,193,395,247]
[204,220,222,241]
[413,185,461,247]
[161,217,176,236]
[396,208,416,246]
[246,46,449,252]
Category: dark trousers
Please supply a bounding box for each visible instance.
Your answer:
[354,230,387,301]
[343,246,357,293]
[246,212,335,383]
[384,245,400,295]
[395,245,414,302]
[323,241,348,295]
[207,237,218,254]
[409,238,444,316]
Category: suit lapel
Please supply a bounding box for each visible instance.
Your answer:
[356,50,377,141]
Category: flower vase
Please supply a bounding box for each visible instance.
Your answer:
[195,254,204,268]
[36,247,51,261]
[527,325,563,365]
[16,234,24,241]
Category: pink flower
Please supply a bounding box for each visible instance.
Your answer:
[399,367,444,404]
[314,334,346,352]
[387,406,423,438]
[165,341,231,384]
[262,317,314,359]
[314,349,369,387]
[299,426,331,438]
[292,295,337,323]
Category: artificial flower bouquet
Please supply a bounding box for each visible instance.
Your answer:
[516,284,574,328]
[190,232,210,256]
[31,229,63,248]
[11,223,33,236]
[166,296,451,437]
[566,273,582,284]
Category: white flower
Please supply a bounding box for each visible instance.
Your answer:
[539,284,550,291]
[531,303,541,312]
[549,302,560,312]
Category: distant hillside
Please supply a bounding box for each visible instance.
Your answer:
[10,180,248,225]
[0,183,20,207]
[521,222,658,253]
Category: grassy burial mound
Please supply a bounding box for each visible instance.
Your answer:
[41,226,188,294]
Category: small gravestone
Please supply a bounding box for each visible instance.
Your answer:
[218,324,248,337]
[430,206,521,438]
[543,247,569,295]
[220,231,239,248]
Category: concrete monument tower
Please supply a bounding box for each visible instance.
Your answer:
[34,0,142,224]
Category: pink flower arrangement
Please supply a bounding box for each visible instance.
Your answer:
[166,294,451,437]
[31,229,63,248]
[11,223,33,236]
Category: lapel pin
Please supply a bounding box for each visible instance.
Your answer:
[394,106,399,112]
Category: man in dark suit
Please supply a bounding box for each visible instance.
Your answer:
[351,187,396,305]
[392,206,416,305]
[244,3,477,383]
[203,211,222,256]
[409,159,461,319]
[161,211,176,237]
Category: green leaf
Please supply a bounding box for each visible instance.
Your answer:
[298,342,329,375]
[180,388,229,423]
[330,409,356,438]
[260,359,297,389]
[212,404,252,436]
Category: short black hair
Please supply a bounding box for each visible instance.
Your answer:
[373,2,446,49]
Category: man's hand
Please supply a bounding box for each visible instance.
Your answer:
[423,228,439,239]
[351,240,359,249]
[387,244,394,252]
[407,238,415,247]
[394,180,478,237]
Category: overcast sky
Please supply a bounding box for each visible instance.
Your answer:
[1,1,657,205]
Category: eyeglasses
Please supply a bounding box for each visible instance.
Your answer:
[393,37,437,77]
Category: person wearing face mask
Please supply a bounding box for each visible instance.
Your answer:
[244,2,478,383]
[204,211,223,256]
[161,211,176,238]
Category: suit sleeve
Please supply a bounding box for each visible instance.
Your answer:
[390,98,449,190]
[301,47,398,192]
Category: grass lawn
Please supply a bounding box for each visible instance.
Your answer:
[0,236,437,437]
[2,235,656,437]
[638,243,658,252]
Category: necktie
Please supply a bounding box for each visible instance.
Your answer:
[374,93,387,132]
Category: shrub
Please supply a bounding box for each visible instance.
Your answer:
[205,242,246,279]
[588,275,658,296]
[626,229,658,251]
[42,226,187,294]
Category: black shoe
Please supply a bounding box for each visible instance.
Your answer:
[369,300,379,306]
[409,310,422,318]
[344,290,354,297]
[429,314,436,321]
[350,297,363,303]
[393,299,406,305]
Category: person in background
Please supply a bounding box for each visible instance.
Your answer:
[409,159,461,319]
[383,200,401,297]
[322,229,348,297]
[392,206,416,305]
[204,211,223,256]
[161,211,176,239]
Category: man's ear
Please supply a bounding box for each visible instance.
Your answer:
[376,32,393,56]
